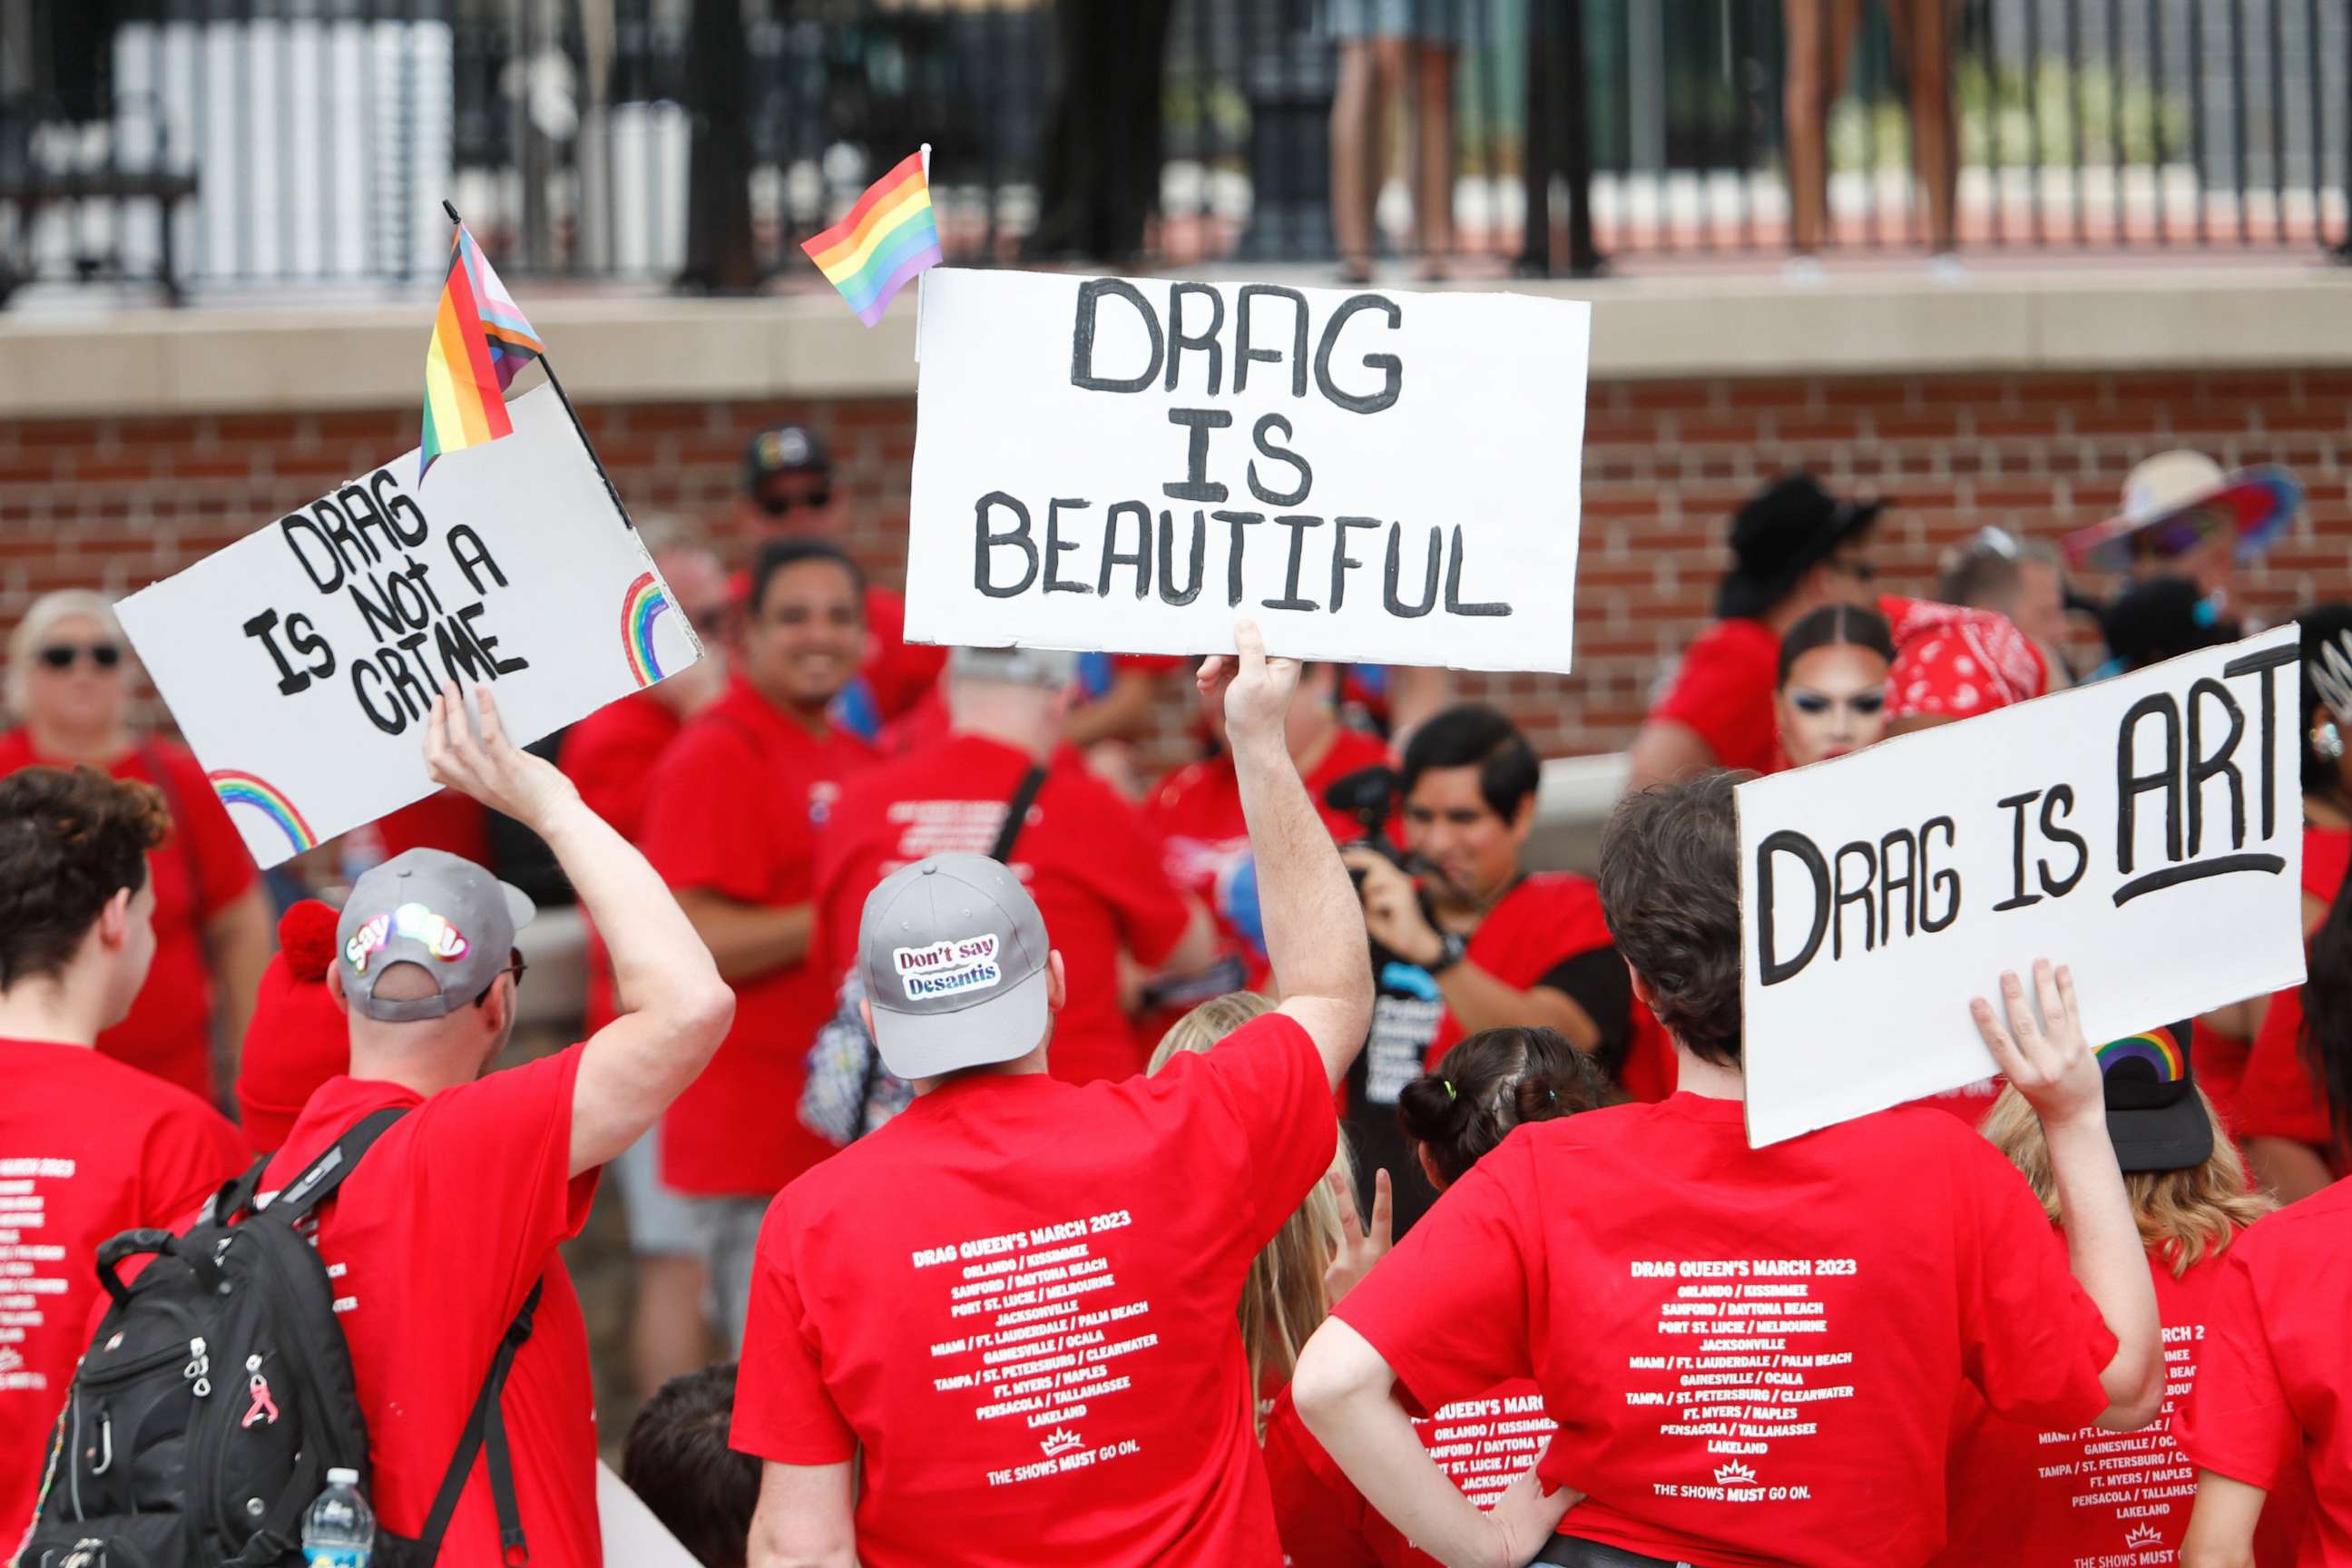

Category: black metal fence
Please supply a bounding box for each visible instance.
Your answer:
[2,0,2347,304]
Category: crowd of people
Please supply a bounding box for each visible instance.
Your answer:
[3,423,2348,1568]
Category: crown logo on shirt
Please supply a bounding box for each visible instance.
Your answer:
[1712,1461,1756,1485]
[2126,1525,2164,1548]
[1040,1429,1085,1458]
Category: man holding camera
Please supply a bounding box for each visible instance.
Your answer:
[1342,703,1640,1230]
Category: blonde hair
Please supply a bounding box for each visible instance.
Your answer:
[1150,991,1350,1430]
[5,590,130,721]
[1979,1083,2273,1276]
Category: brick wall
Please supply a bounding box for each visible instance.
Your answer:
[5,368,2348,770]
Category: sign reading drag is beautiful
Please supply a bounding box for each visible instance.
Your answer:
[903,269,1592,671]
[1736,624,2308,1146]
[117,385,702,867]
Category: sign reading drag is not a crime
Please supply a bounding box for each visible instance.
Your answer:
[904,269,1591,671]
[118,385,703,868]
[1736,624,2308,1147]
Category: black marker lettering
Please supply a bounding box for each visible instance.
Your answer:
[2186,676,2247,857]
[446,524,509,593]
[1162,409,1232,504]
[1920,818,1961,931]
[973,492,1039,598]
[368,469,432,547]
[1213,510,1264,608]
[351,660,407,735]
[2225,642,2299,841]
[1444,524,1512,617]
[1330,516,1380,613]
[2038,785,2088,896]
[456,601,529,675]
[1878,828,1918,936]
[1098,502,1152,599]
[279,513,345,593]
[1757,830,1831,986]
[242,609,309,696]
[1070,279,1163,393]
[1832,841,1877,959]
[1234,284,1308,397]
[1313,294,1404,414]
[1044,499,1093,594]
[1384,524,1441,619]
[2116,695,2183,875]
[1157,509,1206,606]
[1262,515,1325,612]
[1163,282,1226,396]
[1994,789,2043,912]
[1247,413,1313,507]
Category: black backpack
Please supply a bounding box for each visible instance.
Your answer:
[24,1110,542,1568]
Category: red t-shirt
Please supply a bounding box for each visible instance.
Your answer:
[1935,1239,2291,1568]
[810,732,1192,1086]
[0,1039,249,1544]
[1264,1377,1562,1568]
[1334,1094,2121,1568]
[2231,825,2352,1162]
[1644,618,1782,776]
[730,1013,1337,1566]
[856,585,950,728]
[260,1048,601,1568]
[0,733,259,1100]
[641,681,873,1196]
[558,694,688,1034]
[1145,726,1392,978]
[2177,1177,2352,1564]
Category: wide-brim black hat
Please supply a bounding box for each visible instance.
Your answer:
[2101,1021,2211,1174]
[1716,475,1886,621]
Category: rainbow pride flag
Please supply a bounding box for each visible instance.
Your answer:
[420,224,545,482]
[801,152,943,327]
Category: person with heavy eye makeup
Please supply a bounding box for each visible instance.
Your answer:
[1772,603,1896,769]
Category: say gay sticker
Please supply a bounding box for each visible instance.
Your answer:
[896,934,1005,1001]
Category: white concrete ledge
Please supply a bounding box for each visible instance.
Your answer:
[1,265,2346,418]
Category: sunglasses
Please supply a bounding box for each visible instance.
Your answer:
[472,948,529,1008]
[37,642,123,671]
[758,486,833,518]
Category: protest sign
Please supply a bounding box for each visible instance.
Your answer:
[903,269,1591,671]
[117,384,702,868]
[1738,624,2306,1147]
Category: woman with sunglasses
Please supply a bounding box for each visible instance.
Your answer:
[1771,603,1896,770]
[1,590,271,1103]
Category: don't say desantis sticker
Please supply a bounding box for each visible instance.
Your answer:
[895,934,1004,1001]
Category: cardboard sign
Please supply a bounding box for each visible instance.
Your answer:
[903,269,1591,671]
[117,385,702,867]
[596,1461,702,1568]
[1738,625,2307,1147]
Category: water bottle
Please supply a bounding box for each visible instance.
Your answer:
[301,1467,375,1568]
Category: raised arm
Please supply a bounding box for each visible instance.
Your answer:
[425,683,734,1176]
[1198,620,1373,1089]
[1971,961,2164,1429]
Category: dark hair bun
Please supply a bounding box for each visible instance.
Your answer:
[1403,1026,1608,1190]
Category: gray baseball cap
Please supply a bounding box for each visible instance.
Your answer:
[947,645,1081,689]
[336,848,537,1023]
[858,853,1051,1079]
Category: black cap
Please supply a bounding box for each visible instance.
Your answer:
[2095,576,2240,672]
[1716,475,1885,621]
[2101,1021,2211,1174]
[744,425,830,491]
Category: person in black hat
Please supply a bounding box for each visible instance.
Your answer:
[1625,473,1885,792]
[1938,1022,2278,1568]
[2090,574,2243,679]
[731,424,946,740]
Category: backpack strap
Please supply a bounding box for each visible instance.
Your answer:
[411,1278,544,1567]
[264,1107,410,1225]
[989,764,1049,864]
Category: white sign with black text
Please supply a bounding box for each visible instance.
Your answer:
[117,384,702,868]
[1738,624,2307,1147]
[904,268,1591,671]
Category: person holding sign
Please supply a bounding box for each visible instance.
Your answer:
[1,589,272,1103]
[642,538,877,1348]
[1933,1026,2297,1568]
[731,621,1374,1568]
[259,681,733,1568]
[1627,475,1884,789]
[1293,771,2163,1568]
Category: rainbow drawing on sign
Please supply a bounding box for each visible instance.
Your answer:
[622,571,671,687]
[209,770,318,855]
[2097,1030,2185,1082]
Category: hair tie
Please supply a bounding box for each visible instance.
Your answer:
[1547,1087,1559,1105]
[1443,1079,1456,1102]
